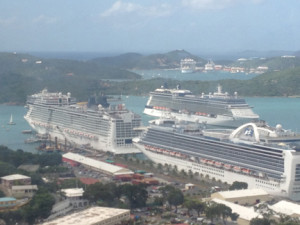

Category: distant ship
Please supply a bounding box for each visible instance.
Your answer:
[204,60,215,71]
[24,89,141,154]
[180,58,196,73]
[144,84,259,128]
[134,119,300,200]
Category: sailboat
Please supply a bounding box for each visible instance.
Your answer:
[8,114,16,125]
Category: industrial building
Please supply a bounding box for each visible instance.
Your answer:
[43,206,130,225]
[269,200,300,218]
[62,152,133,176]
[211,188,270,205]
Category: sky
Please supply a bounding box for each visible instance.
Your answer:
[0,0,300,55]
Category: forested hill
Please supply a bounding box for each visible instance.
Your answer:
[105,66,300,97]
[0,52,140,80]
[0,52,141,103]
[0,51,300,104]
[90,49,206,69]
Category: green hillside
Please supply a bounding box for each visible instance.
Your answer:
[91,49,206,69]
[0,52,141,80]
[106,66,300,97]
[1,51,300,104]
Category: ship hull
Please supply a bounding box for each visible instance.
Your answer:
[134,142,300,200]
[24,116,140,154]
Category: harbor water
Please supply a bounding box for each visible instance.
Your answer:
[0,96,300,153]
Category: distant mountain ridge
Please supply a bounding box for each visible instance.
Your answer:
[90,49,206,69]
[0,50,300,104]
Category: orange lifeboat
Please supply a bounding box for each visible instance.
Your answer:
[200,158,208,164]
[207,160,214,166]
[224,164,232,170]
[214,161,223,168]
[242,168,251,174]
[233,166,241,172]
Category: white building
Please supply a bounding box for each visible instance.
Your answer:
[211,188,270,205]
[48,188,89,220]
[43,206,130,225]
[269,200,300,218]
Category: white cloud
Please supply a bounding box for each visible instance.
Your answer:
[33,15,58,24]
[101,1,172,18]
[181,0,264,10]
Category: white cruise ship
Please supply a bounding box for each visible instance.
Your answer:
[204,60,215,71]
[180,58,196,73]
[134,119,300,200]
[144,84,259,128]
[24,89,141,154]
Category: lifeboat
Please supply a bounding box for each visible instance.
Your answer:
[175,152,181,157]
[224,164,232,170]
[207,160,214,166]
[200,158,208,164]
[214,161,223,168]
[242,168,251,174]
[233,166,241,172]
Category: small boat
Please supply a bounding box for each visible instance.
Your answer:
[7,114,16,125]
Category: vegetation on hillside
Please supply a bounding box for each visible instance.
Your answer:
[0,51,300,104]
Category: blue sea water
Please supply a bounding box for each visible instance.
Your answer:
[0,96,300,153]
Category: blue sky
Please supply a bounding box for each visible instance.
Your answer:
[0,0,299,54]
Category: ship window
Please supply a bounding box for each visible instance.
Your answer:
[295,164,300,181]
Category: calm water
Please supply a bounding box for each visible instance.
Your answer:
[1,96,300,153]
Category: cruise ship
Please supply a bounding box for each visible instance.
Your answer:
[144,85,259,128]
[24,89,141,154]
[204,60,215,71]
[180,58,196,73]
[134,119,300,200]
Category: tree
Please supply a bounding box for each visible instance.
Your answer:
[278,215,300,225]
[229,181,248,190]
[216,204,232,224]
[22,188,55,224]
[167,188,184,212]
[120,184,148,209]
[205,202,218,223]
[193,200,206,217]
[250,218,272,225]
[230,212,239,222]
[183,198,195,216]
[83,182,116,205]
